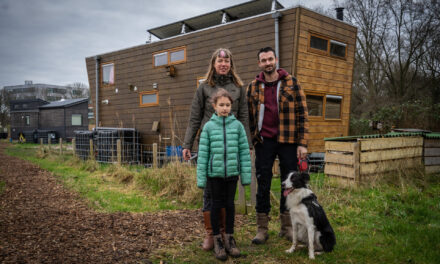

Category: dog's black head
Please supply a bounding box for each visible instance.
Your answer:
[281,171,310,197]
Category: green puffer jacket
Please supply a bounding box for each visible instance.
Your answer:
[197,113,252,188]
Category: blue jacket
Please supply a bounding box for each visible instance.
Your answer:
[197,113,251,188]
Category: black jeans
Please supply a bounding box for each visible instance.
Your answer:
[207,176,238,235]
[255,137,298,214]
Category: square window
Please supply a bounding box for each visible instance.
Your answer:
[102,63,114,85]
[72,114,82,126]
[325,95,342,119]
[310,35,328,51]
[154,52,168,67]
[330,40,346,58]
[307,95,324,117]
[170,49,185,62]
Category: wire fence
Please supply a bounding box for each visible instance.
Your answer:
[73,127,192,167]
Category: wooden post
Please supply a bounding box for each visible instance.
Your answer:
[236,181,246,214]
[117,139,122,165]
[40,138,43,147]
[89,139,94,160]
[48,136,51,151]
[72,138,76,157]
[153,143,158,168]
[59,138,63,156]
[353,141,360,184]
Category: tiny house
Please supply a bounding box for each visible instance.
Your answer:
[10,98,89,141]
[85,0,357,153]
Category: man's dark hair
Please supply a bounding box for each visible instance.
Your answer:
[257,47,276,60]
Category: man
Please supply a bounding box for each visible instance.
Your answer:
[247,47,309,244]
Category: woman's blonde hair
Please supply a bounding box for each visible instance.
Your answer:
[204,48,243,87]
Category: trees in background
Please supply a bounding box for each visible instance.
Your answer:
[340,0,440,133]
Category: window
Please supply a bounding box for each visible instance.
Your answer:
[139,91,159,107]
[102,63,115,85]
[153,46,186,67]
[306,95,323,117]
[306,93,342,120]
[72,114,82,126]
[25,115,30,126]
[325,95,342,119]
[309,33,347,59]
[310,35,328,52]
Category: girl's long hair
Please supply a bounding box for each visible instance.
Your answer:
[203,48,243,87]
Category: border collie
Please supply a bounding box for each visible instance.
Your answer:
[282,171,336,259]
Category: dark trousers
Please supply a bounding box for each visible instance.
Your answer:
[207,177,238,235]
[255,137,298,214]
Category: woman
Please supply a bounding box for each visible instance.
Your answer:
[182,48,250,251]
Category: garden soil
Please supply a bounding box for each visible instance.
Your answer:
[0,143,246,263]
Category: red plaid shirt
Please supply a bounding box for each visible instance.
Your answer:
[247,72,309,147]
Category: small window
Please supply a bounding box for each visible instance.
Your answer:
[306,95,324,117]
[310,35,328,52]
[25,115,30,126]
[309,32,347,60]
[72,114,82,126]
[102,63,115,85]
[153,46,186,67]
[139,91,159,107]
[154,52,168,67]
[325,95,342,119]
[330,40,346,58]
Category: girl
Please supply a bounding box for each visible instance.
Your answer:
[183,48,250,252]
[197,89,251,261]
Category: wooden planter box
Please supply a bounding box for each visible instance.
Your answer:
[424,138,440,174]
[324,137,424,185]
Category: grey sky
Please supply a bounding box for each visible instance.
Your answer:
[0,0,334,89]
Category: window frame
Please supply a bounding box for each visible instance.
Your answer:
[305,91,343,121]
[152,46,186,68]
[308,32,347,60]
[101,62,115,87]
[71,114,82,126]
[139,90,159,107]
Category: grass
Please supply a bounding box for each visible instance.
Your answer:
[4,142,440,263]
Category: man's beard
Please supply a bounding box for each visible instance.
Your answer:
[264,65,276,74]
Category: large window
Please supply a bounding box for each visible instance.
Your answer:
[139,91,159,107]
[101,63,115,85]
[306,93,342,120]
[309,33,347,59]
[153,46,186,67]
[72,114,82,126]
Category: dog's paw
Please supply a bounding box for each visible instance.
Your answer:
[285,247,295,254]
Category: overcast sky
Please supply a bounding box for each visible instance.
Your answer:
[0,0,334,89]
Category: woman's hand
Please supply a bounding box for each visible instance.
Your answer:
[183,148,191,161]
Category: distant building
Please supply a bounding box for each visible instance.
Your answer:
[3,80,88,102]
[10,98,89,141]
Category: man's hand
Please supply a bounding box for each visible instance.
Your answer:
[182,148,191,161]
[297,146,307,159]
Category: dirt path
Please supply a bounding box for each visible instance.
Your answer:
[0,143,211,263]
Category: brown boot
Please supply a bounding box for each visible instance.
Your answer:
[252,213,270,244]
[213,234,228,261]
[279,212,293,241]
[224,233,241,258]
[202,211,214,251]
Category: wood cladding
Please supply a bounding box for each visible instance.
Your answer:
[86,7,357,151]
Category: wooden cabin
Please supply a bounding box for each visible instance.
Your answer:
[85,0,357,153]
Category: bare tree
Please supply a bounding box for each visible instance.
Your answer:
[66,82,89,99]
[0,88,10,128]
